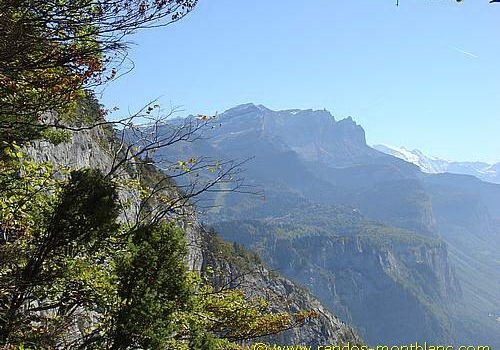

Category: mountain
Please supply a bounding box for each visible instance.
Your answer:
[166,104,432,234]
[141,103,500,346]
[215,104,415,169]
[374,144,500,184]
[373,144,449,173]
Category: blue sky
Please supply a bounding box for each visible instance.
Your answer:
[101,0,500,163]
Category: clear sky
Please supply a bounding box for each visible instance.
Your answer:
[101,0,500,163]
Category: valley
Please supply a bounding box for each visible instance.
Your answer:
[144,103,500,346]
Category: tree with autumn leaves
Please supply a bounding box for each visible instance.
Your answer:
[0,1,315,349]
[0,0,198,143]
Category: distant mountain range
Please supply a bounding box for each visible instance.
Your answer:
[374,144,500,184]
[136,103,500,346]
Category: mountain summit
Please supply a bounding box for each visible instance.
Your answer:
[214,104,406,168]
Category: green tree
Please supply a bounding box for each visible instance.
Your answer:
[0,168,119,347]
[110,224,194,349]
[107,224,316,349]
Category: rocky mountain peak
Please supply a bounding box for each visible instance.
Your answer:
[222,103,269,117]
[214,104,373,167]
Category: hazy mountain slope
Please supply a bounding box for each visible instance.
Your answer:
[421,173,500,342]
[141,103,500,346]
[374,144,500,184]
[165,104,430,233]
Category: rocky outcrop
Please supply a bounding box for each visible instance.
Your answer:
[201,234,363,346]
[214,218,460,346]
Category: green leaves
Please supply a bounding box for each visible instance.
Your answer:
[111,224,192,349]
[0,166,120,347]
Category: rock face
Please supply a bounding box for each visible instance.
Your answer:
[214,216,460,345]
[26,127,115,172]
[206,103,389,167]
[202,234,363,346]
[25,126,206,271]
[25,123,361,346]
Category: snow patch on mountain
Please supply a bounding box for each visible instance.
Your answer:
[373,144,448,173]
[373,144,500,184]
